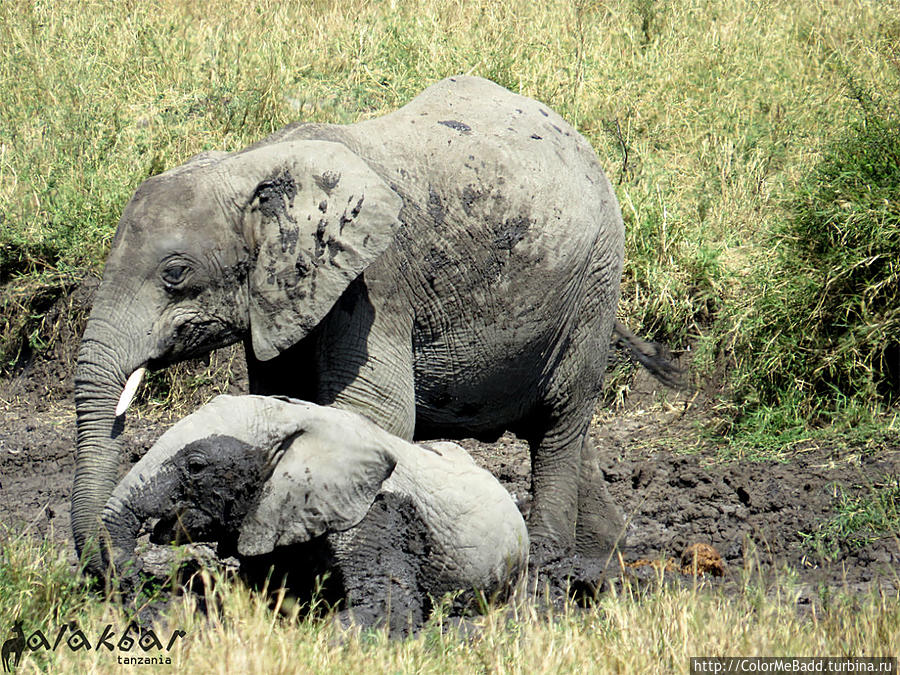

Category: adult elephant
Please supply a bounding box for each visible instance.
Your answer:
[74,75,627,575]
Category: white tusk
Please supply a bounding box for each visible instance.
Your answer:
[115,367,146,417]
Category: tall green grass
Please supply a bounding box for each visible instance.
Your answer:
[1,0,898,438]
[733,85,900,413]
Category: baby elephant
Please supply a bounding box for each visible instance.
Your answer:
[101,394,528,631]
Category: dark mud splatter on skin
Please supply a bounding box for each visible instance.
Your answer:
[438,120,472,134]
[293,252,314,279]
[327,492,432,634]
[313,170,341,195]
[422,246,455,292]
[252,170,299,254]
[314,219,328,259]
[349,195,365,219]
[338,195,365,234]
[461,184,486,217]
[326,236,349,265]
[427,187,446,227]
[143,435,269,544]
[493,216,531,251]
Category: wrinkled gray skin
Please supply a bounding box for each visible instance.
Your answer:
[102,395,529,631]
[75,75,626,574]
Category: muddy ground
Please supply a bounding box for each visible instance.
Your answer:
[1,285,898,608]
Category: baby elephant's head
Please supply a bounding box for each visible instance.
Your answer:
[99,395,397,576]
[99,430,275,574]
[147,434,272,546]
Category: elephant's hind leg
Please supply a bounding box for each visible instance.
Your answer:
[575,432,626,560]
[526,411,625,569]
[526,277,625,561]
[526,416,584,554]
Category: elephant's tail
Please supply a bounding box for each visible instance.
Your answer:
[612,321,690,391]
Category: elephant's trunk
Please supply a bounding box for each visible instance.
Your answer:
[99,468,173,576]
[72,302,148,575]
[98,491,144,575]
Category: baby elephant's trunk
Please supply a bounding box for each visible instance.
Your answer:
[99,494,143,576]
[99,473,172,581]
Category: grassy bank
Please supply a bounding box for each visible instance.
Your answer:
[1,1,898,433]
[1,531,898,674]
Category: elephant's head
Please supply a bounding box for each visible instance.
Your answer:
[101,395,397,573]
[75,140,403,573]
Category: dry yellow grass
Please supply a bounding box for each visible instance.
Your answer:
[5,564,898,674]
[1,531,897,674]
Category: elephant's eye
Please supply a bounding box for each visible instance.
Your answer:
[187,454,208,474]
[161,264,190,287]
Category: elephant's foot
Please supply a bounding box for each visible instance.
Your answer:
[525,537,609,608]
[574,495,626,563]
[526,461,580,560]
[527,532,572,569]
[525,507,576,564]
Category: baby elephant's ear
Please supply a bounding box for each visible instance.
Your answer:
[237,433,396,557]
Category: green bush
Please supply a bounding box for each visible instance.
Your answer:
[738,85,900,416]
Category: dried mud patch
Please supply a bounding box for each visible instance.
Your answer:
[460,383,900,600]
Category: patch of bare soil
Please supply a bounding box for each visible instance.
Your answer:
[1,284,898,607]
[0,382,173,563]
[444,370,900,601]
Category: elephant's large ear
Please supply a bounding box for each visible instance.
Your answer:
[236,429,396,556]
[240,140,402,361]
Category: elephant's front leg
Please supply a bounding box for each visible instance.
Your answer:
[247,276,417,440]
[329,494,427,636]
[314,284,416,440]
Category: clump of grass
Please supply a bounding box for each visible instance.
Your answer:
[801,476,900,562]
[0,272,79,370]
[133,343,246,420]
[0,526,92,634]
